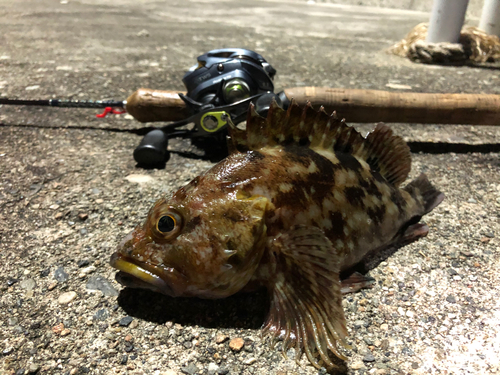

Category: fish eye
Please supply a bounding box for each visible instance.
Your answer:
[152,207,183,240]
[157,215,176,233]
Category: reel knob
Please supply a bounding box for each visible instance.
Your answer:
[223,79,251,103]
[133,129,170,167]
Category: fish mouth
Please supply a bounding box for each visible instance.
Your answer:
[109,252,186,297]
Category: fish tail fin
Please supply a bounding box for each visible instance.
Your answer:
[404,173,445,214]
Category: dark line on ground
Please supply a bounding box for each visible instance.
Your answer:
[0,122,156,135]
[2,123,500,154]
[407,142,500,154]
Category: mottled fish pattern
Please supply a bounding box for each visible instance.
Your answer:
[110,101,444,369]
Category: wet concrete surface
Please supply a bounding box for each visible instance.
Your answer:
[1,1,499,374]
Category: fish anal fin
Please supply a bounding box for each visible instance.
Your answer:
[404,173,445,213]
[340,272,376,294]
[352,222,430,273]
[263,225,349,369]
[359,123,412,186]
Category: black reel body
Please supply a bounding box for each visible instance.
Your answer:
[183,48,276,105]
[134,48,287,167]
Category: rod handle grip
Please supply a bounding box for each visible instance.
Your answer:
[125,88,189,123]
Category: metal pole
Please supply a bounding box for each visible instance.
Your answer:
[426,0,470,43]
[479,0,500,37]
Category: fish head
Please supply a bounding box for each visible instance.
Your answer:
[110,180,268,299]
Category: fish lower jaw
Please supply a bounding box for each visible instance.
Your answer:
[115,271,168,295]
[109,252,183,297]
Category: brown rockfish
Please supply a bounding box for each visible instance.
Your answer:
[110,101,444,368]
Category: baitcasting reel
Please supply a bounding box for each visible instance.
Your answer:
[133,48,289,167]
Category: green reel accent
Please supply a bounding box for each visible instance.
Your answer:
[200,111,230,133]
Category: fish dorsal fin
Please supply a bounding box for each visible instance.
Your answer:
[358,123,411,186]
[227,100,411,187]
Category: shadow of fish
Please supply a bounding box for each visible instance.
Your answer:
[110,100,444,369]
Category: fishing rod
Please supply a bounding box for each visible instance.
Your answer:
[2,48,500,167]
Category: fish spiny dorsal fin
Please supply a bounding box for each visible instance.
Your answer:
[228,102,411,186]
[357,123,411,187]
[267,98,292,145]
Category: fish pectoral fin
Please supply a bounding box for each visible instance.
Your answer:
[263,225,349,369]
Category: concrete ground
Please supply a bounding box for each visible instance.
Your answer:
[0,0,499,374]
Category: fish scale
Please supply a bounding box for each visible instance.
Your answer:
[110,100,444,369]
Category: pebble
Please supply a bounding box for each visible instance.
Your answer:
[215,334,228,344]
[207,362,219,375]
[243,357,256,365]
[54,266,69,282]
[125,174,154,184]
[28,364,40,374]
[229,337,244,351]
[79,265,96,277]
[25,85,40,91]
[86,275,119,297]
[40,268,50,277]
[20,278,36,291]
[351,361,365,370]
[77,259,90,268]
[363,353,376,362]
[58,291,77,304]
[401,347,414,356]
[447,268,458,276]
[54,212,63,220]
[78,213,88,221]
[52,322,64,334]
[119,316,134,326]
[93,308,109,321]
[136,29,150,37]
[181,363,199,375]
[60,328,71,336]
[3,347,14,355]
[446,295,457,303]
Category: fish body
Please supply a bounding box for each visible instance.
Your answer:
[110,101,443,368]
